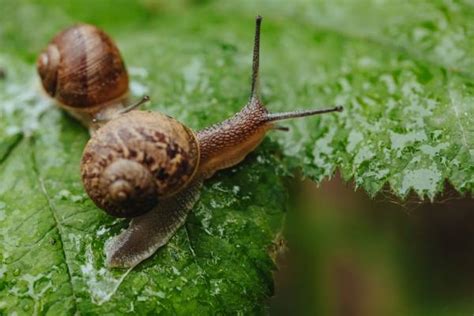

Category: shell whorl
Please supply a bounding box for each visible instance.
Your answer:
[99,159,157,217]
[81,111,200,218]
[37,24,129,110]
[37,44,60,96]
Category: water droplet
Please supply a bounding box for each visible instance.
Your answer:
[128,66,148,78]
[79,244,133,305]
[56,189,71,200]
[183,58,204,93]
[96,226,110,236]
[172,266,180,276]
[130,81,149,96]
[232,186,240,194]
[70,194,85,203]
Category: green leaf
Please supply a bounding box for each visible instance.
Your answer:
[0,0,473,314]
[0,68,287,313]
[233,1,473,197]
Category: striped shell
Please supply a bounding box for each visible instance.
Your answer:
[37,24,129,111]
[81,111,200,218]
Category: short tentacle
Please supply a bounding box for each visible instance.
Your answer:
[92,95,150,123]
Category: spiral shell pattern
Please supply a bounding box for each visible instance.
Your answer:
[37,24,129,110]
[81,111,200,217]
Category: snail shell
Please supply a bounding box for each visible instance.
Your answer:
[81,111,200,218]
[37,24,129,112]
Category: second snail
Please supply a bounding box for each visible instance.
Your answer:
[37,16,343,268]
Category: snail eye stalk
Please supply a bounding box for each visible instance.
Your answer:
[119,95,151,115]
[265,106,343,122]
[92,95,151,123]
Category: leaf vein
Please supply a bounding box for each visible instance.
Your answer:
[0,133,23,167]
[30,137,79,314]
[183,222,223,307]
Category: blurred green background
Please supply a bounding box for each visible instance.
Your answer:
[1,0,473,315]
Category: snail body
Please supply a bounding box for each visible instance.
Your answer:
[37,24,130,129]
[41,17,343,268]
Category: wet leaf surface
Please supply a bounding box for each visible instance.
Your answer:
[0,0,472,314]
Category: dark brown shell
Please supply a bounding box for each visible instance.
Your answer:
[81,111,200,218]
[37,24,129,110]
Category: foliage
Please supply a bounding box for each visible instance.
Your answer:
[0,0,472,314]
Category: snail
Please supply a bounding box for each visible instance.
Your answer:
[36,23,144,131]
[57,16,343,268]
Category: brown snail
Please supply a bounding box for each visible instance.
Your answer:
[60,17,343,268]
[36,23,142,131]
